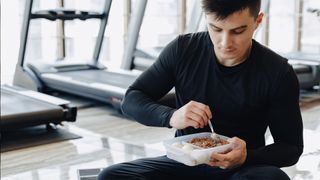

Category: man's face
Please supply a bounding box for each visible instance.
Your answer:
[206,8,263,66]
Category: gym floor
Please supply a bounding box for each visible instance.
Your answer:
[1,92,320,180]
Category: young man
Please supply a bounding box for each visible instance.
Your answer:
[99,0,303,179]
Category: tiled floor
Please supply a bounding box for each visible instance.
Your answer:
[1,95,320,180]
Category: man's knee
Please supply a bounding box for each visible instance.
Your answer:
[260,166,290,180]
[97,164,118,180]
[230,165,290,180]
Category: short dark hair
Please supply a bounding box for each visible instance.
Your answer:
[201,0,261,20]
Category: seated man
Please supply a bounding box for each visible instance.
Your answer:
[99,0,303,179]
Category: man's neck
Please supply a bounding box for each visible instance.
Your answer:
[216,43,252,67]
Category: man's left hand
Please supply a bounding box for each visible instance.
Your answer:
[207,137,247,169]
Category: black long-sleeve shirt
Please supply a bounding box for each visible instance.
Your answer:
[121,32,303,167]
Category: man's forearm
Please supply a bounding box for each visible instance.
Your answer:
[121,89,175,128]
[244,142,303,167]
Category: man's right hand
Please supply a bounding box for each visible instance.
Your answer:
[169,101,212,129]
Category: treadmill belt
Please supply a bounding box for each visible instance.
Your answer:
[56,69,137,89]
[1,87,64,129]
[1,89,62,117]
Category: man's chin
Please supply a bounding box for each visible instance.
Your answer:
[217,54,237,61]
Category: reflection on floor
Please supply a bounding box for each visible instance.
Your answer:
[1,94,320,180]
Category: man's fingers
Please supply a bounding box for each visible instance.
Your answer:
[183,101,214,129]
[207,137,247,169]
[190,101,212,119]
[211,152,231,162]
[191,107,209,120]
[227,137,245,149]
[186,118,201,129]
[207,160,229,169]
[227,137,238,144]
[186,111,205,128]
[208,154,232,169]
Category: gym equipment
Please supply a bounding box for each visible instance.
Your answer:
[13,0,147,108]
[1,85,77,130]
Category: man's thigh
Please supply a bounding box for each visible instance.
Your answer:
[98,155,235,180]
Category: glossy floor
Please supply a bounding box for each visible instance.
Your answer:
[1,98,320,180]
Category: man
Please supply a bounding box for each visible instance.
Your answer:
[99,0,303,179]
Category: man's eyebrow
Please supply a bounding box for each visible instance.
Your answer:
[208,23,247,30]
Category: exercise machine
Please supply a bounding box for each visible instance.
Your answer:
[121,0,203,71]
[13,0,147,109]
[285,52,320,90]
[1,85,77,131]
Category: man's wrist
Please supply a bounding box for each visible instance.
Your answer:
[167,109,176,128]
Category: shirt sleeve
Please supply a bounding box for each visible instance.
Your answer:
[120,36,181,127]
[245,64,304,167]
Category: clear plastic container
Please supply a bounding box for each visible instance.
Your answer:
[163,132,232,166]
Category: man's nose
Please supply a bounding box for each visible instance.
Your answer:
[220,33,232,48]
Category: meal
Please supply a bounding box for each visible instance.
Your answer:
[166,133,232,166]
[187,136,229,149]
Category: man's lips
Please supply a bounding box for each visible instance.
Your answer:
[220,48,236,53]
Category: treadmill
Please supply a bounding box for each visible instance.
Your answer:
[285,52,320,90]
[1,85,77,131]
[121,0,204,71]
[13,0,148,109]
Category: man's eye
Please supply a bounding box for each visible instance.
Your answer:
[234,29,245,34]
[212,28,222,32]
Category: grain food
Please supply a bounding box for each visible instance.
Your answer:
[187,137,229,148]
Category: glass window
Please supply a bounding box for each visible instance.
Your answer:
[25,0,59,63]
[268,0,296,53]
[265,0,320,54]
[1,0,25,84]
[24,0,124,66]
[301,0,320,53]
[135,0,179,51]
[2,0,319,85]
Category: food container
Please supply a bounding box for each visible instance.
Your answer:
[163,132,232,166]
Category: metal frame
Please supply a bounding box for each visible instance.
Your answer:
[17,0,33,68]
[178,0,187,34]
[121,0,147,70]
[16,0,112,68]
[93,0,112,63]
[293,0,303,52]
[260,0,270,46]
[57,0,65,59]
[123,0,131,39]
[121,0,204,70]
[185,0,203,33]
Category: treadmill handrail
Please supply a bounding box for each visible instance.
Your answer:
[93,0,112,62]
[284,52,320,62]
[121,0,148,70]
[289,59,320,66]
[31,9,104,21]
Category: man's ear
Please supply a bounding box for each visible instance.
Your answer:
[255,12,264,30]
